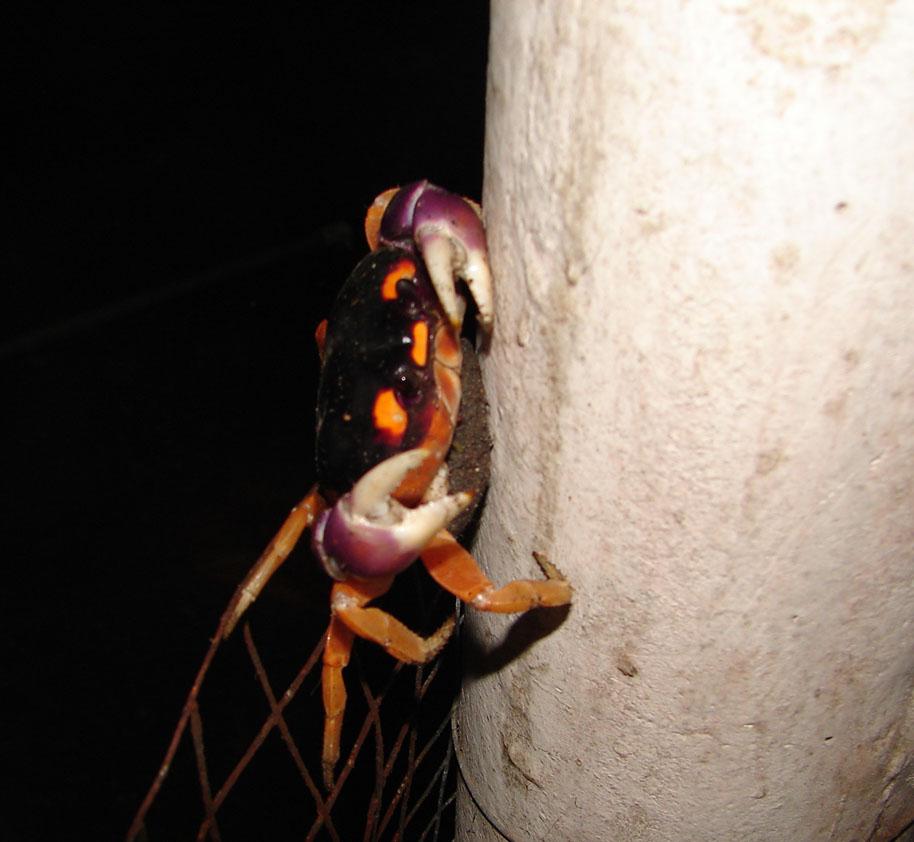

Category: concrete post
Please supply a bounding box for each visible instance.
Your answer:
[456,2,914,839]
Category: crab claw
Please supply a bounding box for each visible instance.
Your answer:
[312,449,472,580]
[378,181,494,336]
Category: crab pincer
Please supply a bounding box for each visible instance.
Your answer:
[311,448,472,581]
[367,180,494,335]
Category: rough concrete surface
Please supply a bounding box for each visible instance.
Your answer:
[457,2,914,840]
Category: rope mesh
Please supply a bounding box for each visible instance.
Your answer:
[127,571,461,842]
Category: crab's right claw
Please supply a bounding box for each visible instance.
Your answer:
[312,449,471,581]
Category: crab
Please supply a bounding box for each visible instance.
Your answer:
[222,180,572,788]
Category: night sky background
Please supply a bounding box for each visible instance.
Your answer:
[6,4,488,838]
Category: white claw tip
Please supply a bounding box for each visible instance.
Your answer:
[396,491,472,549]
[350,449,430,517]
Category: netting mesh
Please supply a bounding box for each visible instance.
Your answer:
[127,573,462,842]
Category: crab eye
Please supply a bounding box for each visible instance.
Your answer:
[392,364,423,405]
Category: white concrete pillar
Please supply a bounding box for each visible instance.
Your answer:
[457,2,914,839]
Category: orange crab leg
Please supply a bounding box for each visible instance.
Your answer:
[314,318,328,362]
[223,487,326,637]
[321,575,456,788]
[421,530,572,613]
[321,614,354,790]
[364,187,399,251]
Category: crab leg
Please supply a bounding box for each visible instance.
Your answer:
[223,487,326,637]
[322,575,457,788]
[421,531,572,612]
[321,613,354,790]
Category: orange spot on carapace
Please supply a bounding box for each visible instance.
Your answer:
[411,321,429,366]
[380,259,416,301]
[372,388,408,443]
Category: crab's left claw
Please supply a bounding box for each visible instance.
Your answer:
[312,449,472,581]
[377,182,494,337]
[413,187,493,336]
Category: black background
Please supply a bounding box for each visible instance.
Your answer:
[6,4,488,838]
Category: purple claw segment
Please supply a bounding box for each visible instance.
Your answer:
[312,504,416,580]
[378,181,494,336]
[377,180,428,243]
[312,449,472,580]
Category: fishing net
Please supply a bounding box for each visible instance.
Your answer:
[126,576,463,842]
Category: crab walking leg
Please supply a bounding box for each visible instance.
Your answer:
[322,575,457,787]
[223,487,326,637]
[321,614,354,790]
[421,531,572,612]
